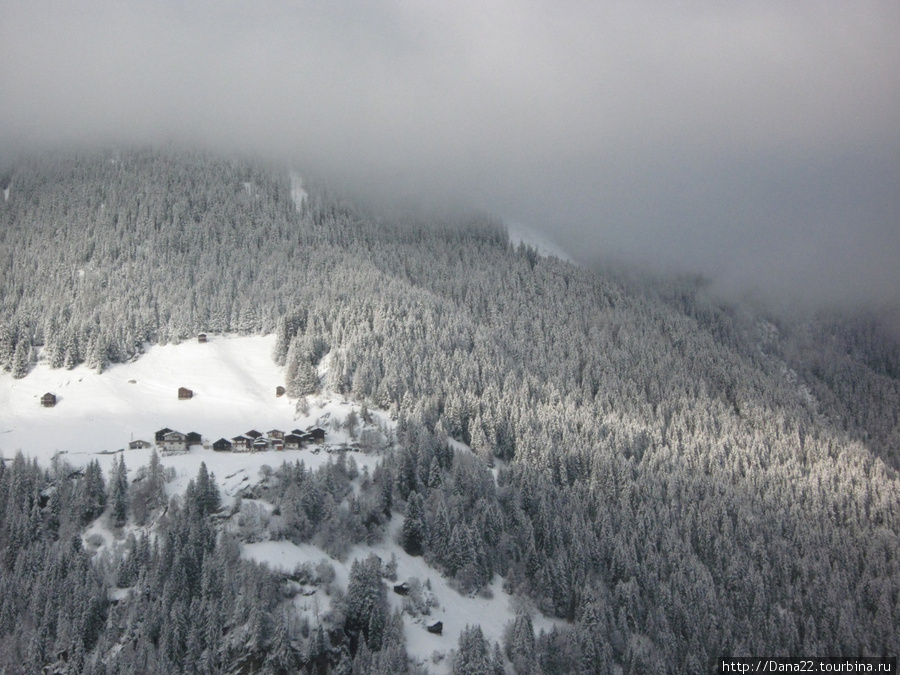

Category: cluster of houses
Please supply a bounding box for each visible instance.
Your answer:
[127,426,327,454]
[215,427,326,453]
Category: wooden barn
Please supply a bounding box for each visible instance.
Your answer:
[198,333,208,343]
[41,392,57,407]
[178,387,193,400]
[252,437,270,452]
[276,386,286,397]
[186,432,203,446]
[128,440,152,450]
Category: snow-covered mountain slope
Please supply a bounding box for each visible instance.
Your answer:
[242,516,561,674]
[1,334,556,672]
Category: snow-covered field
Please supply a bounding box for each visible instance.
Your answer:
[0,335,560,671]
[1,335,290,456]
[0,335,381,494]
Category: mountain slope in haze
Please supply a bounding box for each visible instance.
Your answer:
[1,148,899,672]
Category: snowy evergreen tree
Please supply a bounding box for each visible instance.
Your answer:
[453,625,492,675]
[11,339,30,379]
[109,454,128,527]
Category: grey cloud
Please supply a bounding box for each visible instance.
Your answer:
[2,0,899,312]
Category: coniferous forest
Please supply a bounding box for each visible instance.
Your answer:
[1,148,899,673]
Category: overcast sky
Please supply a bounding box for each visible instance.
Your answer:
[2,1,899,312]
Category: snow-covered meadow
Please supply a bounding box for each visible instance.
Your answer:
[0,335,381,488]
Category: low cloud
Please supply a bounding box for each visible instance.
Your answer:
[2,1,899,311]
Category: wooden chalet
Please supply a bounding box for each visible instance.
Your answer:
[267,429,284,440]
[41,392,57,407]
[306,427,326,444]
[155,428,174,443]
[213,438,233,452]
[178,387,193,400]
[232,435,252,452]
[252,437,270,452]
[128,439,152,450]
[284,434,304,450]
[186,432,203,446]
[198,333,208,343]
[161,431,188,453]
[272,439,284,451]
[245,429,263,440]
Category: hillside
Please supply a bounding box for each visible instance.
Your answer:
[1,148,899,673]
[1,334,564,673]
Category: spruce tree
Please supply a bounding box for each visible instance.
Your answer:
[453,625,491,675]
[109,454,128,527]
[400,490,426,556]
[11,339,29,379]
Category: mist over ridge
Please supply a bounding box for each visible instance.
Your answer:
[2,1,899,316]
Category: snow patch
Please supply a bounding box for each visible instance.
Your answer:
[506,220,574,263]
[289,171,307,212]
[242,517,562,674]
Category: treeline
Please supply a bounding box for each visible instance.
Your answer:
[0,451,428,674]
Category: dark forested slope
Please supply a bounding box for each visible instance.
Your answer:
[1,148,899,672]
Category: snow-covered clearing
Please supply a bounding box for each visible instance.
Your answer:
[0,335,385,493]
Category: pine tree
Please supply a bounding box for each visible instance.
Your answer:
[80,460,107,524]
[109,454,128,527]
[344,554,388,651]
[453,625,492,675]
[506,612,536,672]
[400,491,426,556]
[491,642,506,675]
[11,339,30,379]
